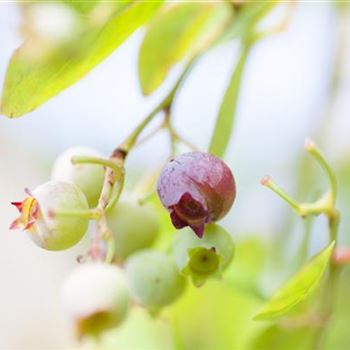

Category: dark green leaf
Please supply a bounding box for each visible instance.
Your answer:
[1,1,163,118]
[138,3,232,95]
[254,241,335,320]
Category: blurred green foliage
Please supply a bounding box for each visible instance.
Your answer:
[1,1,161,117]
[138,2,232,95]
[2,1,350,349]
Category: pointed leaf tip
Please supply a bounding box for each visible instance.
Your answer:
[254,241,335,321]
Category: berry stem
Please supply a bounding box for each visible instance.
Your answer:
[71,155,124,178]
[305,138,337,204]
[104,233,116,264]
[106,176,124,211]
[260,176,301,213]
[116,56,197,155]
[163,109,199,155]
[262,142,341,350]
[91,57,198,263]
[135,123,164,148]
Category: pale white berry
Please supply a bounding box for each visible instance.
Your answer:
[62,263,130,337]
[52,146,105,207]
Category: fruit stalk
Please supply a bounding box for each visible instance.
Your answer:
[92,57,197,262]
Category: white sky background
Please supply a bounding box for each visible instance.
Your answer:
[0,2,350,348]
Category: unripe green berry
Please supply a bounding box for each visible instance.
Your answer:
[52,147,105,207]
[125,250,186,311]
[62,263,130,337]
[107,199,160,261]
[173,224,234,287]
[10,181,89,250]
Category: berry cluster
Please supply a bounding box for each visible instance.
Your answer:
[10,148,236,338]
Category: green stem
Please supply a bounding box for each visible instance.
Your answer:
[71,155,124,177]
[163,113,199,153]
[305,139,337,203]
[163,108,177,156]
[135,123,164,148]
[91,57,197,263]
[104,234,116,264]
[106,176,124,211]
[117,57,197,154]
[261,176,301,213]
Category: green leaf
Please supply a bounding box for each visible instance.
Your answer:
[249,325,313,350]
[224,237,267,299]
[220,2,279,43]
[101,308,173,350]
[62,0,99,14]
[138,2,232,95]
[254,241,335,320]
[208,44,250,157]
[166,281,262,350]
[1,1,163,118]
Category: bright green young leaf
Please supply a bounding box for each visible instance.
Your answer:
[138,2,232,95]
[1,1,163,118]
[254,241,335,320]
[208,45,250,157]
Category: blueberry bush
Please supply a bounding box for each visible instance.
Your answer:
[2,1,350,349]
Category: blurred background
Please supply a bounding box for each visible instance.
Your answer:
[1,1,350,349]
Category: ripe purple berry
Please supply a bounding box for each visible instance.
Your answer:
[157,152,236,238]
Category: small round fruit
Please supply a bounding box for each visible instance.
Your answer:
[62,263,130,337]
[125,250,186,310]
[10,181,89,250]
[52,146,105,207]
[157,152,236,238]
[173,224,234,287]
[107,199,160,261]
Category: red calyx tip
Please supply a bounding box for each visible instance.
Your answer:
[11,201,23,211]
[304,138,315,151]
[9,195,39,231]
[191,224,205,238]
[332,248,350,265]
[260,176,272,186]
